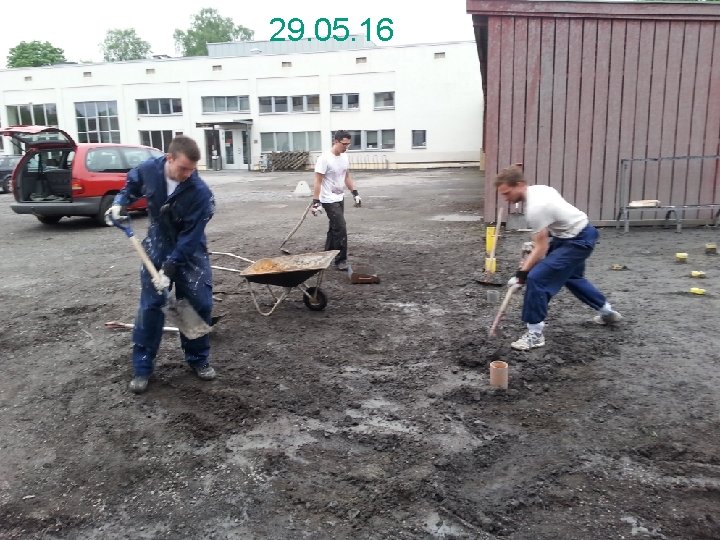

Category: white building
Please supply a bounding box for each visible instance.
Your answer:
[0,39,484,171]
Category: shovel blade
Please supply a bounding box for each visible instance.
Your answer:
[167,298,212,339]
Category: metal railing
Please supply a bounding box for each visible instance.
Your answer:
[616,154,720,231]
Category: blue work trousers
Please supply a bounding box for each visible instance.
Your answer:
[522,225,607,324]
[131,255,213,377]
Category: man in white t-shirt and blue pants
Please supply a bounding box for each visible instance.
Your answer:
[312,130,362,271]
[495,164,622,351]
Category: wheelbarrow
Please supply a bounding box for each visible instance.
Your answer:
[211,250,340,316]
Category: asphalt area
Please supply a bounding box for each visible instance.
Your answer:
[0,168,718,539]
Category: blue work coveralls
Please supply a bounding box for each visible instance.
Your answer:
[114,156,215,377]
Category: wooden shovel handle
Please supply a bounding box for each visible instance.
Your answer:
[129,235,161,281]
[489,283,521,337]
[488,206,504,260]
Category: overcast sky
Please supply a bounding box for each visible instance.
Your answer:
[1,0,477,64]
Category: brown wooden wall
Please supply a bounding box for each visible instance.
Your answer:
[469,1,720,224]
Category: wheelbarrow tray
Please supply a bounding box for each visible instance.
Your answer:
[240,250,339,288]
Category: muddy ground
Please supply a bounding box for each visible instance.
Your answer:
[0,168,718,539]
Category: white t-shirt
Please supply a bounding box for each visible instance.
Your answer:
[314,150,349,203]
[525,185,589,238]
[166,177,180,197]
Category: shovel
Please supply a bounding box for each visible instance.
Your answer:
[476,206,504,286]
[108,216,212,340]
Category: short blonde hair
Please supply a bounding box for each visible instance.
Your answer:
[494,163,525,187]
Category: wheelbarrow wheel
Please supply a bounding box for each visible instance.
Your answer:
[303,287,328,311]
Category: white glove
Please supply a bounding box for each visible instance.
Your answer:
[311,200,323,216]
[104,204,128,225]
[152,270,171,293]
[354,195,362,207]
[507,276,523,287]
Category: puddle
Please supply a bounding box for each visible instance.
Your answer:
[429,213,482,222]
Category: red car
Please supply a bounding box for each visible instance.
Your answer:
[0,125,163,225]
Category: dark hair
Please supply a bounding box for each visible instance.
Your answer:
[494,164,525,187]
[168,135,201,162]
[333,130,351,142]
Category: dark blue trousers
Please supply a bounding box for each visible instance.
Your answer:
[322,200,347,264]
[522,225,607,325]
[131,253,213,377]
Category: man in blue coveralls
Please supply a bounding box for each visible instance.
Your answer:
[107,135,216,394]
[496,164,622,351]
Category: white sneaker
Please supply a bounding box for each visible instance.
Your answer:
[592,310,623,325]
[511,331,545,351]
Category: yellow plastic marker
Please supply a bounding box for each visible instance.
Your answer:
[676,252,688,263]
[690,287,706,295]
[706,243,717,254]
[690,271,706,278]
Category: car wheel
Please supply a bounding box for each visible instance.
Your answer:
[1,175,10,194]
[96,194,115,226]
[36,215,62,225]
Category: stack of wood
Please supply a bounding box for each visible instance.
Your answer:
[268,151,310,171]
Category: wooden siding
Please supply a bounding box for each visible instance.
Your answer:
[471,1,720,224]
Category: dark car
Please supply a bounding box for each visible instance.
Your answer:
[0,125,163,225]
[0,154,22,193]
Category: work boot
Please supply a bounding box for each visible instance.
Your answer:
[193,364,217,381]
[511,331,545,351]
[335,260,349,271]
[592,310,623,325]
[129,376,149,394]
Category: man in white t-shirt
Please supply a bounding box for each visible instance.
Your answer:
[312,130,362,271]
[495,164,622,351]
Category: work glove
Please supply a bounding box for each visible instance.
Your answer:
[152,270,171,293]
[352,190,361,208]
[311,199,323,216]
[104,204,128,226]
[507,270,528,287]
[161,259,178,281]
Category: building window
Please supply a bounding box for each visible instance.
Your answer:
[330,129,394,150]
[260,95,318,114]
[24,76,32,82]
[434,52,446,59]
[139,130,174,152]
[75,100,120,143]
[329,130,394,150]
[137,98,182,115]
[374,92,395,110]
[83,71,92,78]
[146,68,155,75]
[202,96,250,113]
[282,61,292,67]
[7,103,58,126]
[331,93,359,111]
[356,57,367,64]
[212,65,222,71]
[261,131,321,152]
[412,130,427,148]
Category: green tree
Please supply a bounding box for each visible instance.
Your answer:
[7,41,66,68]
[173,8,253,57]
[101,29,151,62]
